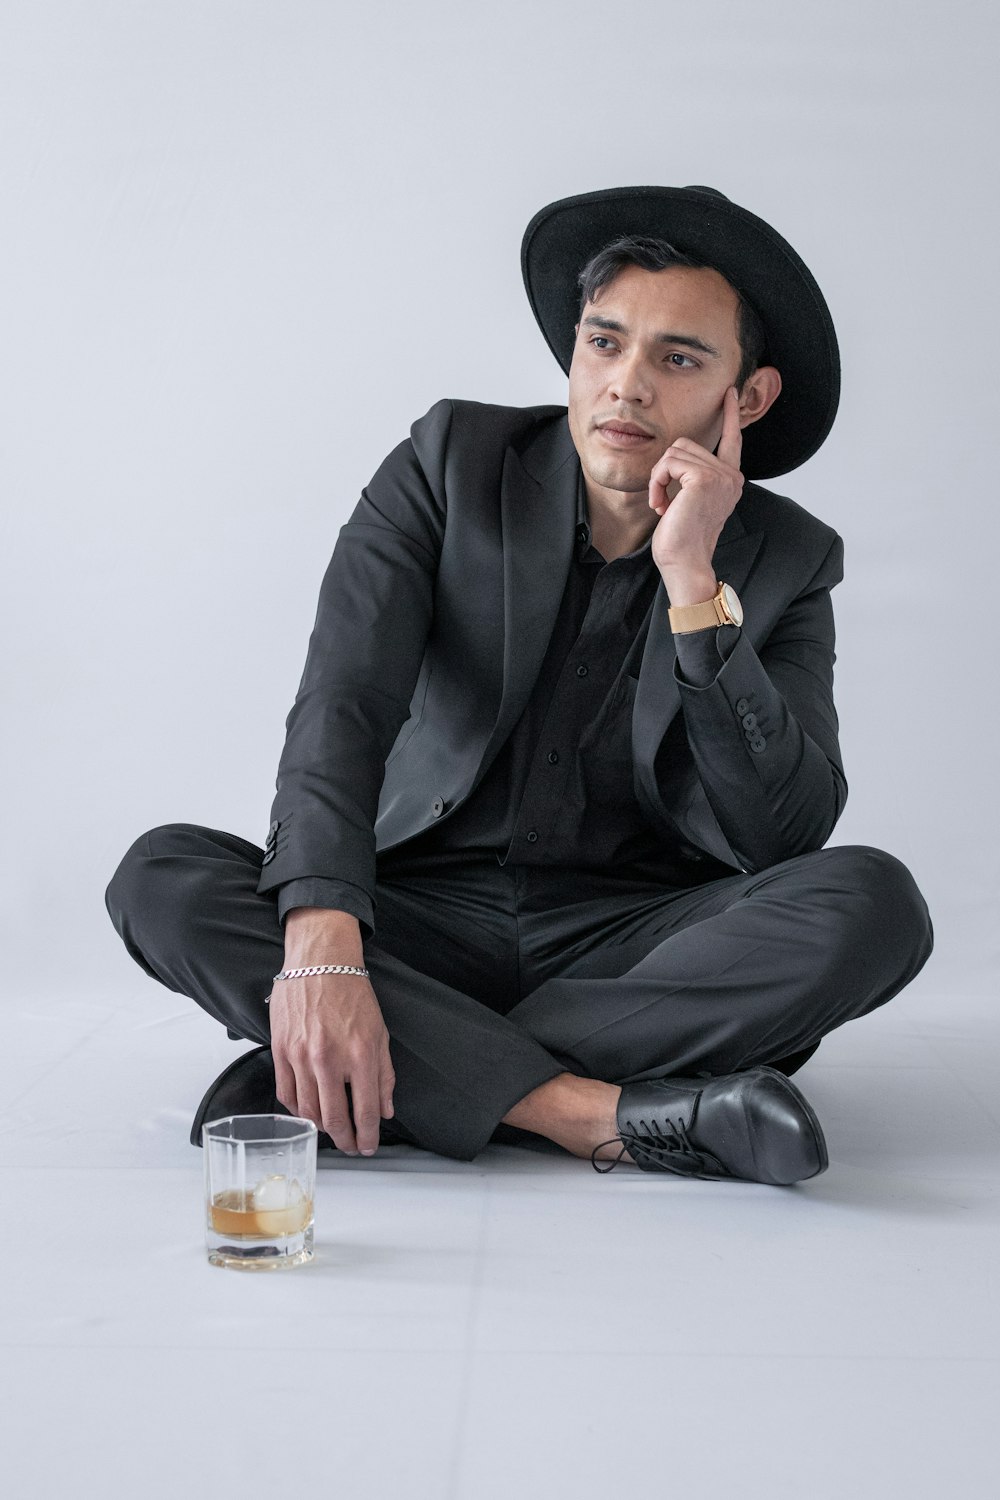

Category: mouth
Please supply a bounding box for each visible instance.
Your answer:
[597,422,656,448]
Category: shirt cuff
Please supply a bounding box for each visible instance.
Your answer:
[673,623,740,687]
[276,878,375,942]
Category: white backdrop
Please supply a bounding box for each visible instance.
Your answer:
[2,0,995,1000]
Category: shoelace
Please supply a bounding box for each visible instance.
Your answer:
[590,1111,730,1178]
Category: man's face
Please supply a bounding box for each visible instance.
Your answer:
[567,262,749,503]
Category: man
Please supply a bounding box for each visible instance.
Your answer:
[105,185,933,1185]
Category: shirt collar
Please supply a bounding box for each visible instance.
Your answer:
[574,467,591,555]
[574,466,654,564]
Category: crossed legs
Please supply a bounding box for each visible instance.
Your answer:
[105,827,933,1162]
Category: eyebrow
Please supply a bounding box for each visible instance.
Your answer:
[581,314,721,359]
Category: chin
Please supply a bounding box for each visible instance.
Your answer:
[589,450,651,493]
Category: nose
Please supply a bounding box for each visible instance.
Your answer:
[606,347,654,407]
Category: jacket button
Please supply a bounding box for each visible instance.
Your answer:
[547,750,559,765]
[749,734,767,754]
[431,797,445,817]
[741,712,757,732]
[261,849,276,865]
[526,830,539,843]
[576,664,589,677]
[735,698,750,716]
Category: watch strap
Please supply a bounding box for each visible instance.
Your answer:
[667,596,723,633]
[668,580,743,634]
[668,581,726,634]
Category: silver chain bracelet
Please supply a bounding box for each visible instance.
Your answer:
[266,963,370,1001]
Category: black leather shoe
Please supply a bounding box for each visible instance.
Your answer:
[592,1066,828,1185]
[190,1044,338,1151]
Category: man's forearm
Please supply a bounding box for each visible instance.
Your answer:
[283,908,365,967]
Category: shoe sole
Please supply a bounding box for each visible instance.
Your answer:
[189,1043,273,1147]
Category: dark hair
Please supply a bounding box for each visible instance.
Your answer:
[576,234,768,390]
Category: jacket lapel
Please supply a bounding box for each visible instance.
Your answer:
[479,416,579,770]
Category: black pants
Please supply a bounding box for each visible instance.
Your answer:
[105,827,933,1161]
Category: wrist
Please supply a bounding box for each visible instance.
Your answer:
[283,907,364,967]
[659,562,718,608]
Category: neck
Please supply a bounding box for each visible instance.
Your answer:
[585,481,658,563]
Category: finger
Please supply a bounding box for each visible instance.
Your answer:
[665,438,720,459]
[294,1061,327,1140]
[349,1069,383,1155]
[317,1073,358,1155]
[649,480,681,514]
[649,444,706,513]
[648,450,683,507]
[271,1041,300,1118]
[715,385,743,470]
[381,1049,396,1119]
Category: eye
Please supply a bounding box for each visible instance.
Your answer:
[589,336,614,350]
[666,352,697,368]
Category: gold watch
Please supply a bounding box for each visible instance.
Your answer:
[668,580,744,634]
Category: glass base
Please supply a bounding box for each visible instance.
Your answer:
[206,1223,314,1271]
[209,1246,313,1271]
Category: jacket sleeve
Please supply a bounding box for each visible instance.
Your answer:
[668,533,847,871]
[276,875,373,932]
[255,399,454,937]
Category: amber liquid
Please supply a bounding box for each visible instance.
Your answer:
[209,1188,313,1239]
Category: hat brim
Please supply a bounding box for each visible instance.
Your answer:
[521,185,840,480]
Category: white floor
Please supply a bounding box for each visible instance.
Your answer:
[2,972,997,1499]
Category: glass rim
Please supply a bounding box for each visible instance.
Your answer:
[202,1113,318,1144]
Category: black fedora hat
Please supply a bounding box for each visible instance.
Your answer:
[521,185,840,480]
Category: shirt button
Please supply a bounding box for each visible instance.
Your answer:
[576,664,589,677]
[431,797,445,817]
[547,750,559,765]
[526,830,539,843]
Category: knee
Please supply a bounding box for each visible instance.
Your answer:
[104,823,213,932]
[818,845,934,969]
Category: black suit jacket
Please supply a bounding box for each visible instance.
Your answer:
[256,398,847,928]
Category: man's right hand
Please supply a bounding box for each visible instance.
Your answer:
[269,971,395,1154]
[269,906,395,1154]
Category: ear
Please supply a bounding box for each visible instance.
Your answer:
[738,365,782,427]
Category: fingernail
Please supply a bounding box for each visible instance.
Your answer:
[361,1148,375,1156]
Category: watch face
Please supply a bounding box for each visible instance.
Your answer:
[722,584,744,626]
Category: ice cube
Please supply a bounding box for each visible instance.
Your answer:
[252,1174,305,1211]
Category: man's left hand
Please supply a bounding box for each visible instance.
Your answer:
[649,385,745,588]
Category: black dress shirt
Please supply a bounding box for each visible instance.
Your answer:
[278,471,737,936]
